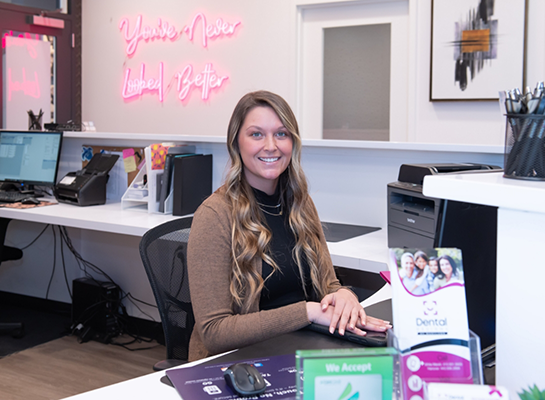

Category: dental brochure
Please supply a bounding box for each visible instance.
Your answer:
[389,248,472,399]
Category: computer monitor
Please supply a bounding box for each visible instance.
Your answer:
[0,130,63,190]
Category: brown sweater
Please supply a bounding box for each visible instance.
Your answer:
[186,186,343,361]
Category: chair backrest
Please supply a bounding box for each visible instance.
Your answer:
[139,216,194,361]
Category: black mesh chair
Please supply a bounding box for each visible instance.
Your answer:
[139,216,195,371]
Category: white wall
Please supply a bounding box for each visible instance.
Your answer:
[82,0,545,145]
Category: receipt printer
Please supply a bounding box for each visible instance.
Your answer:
[55,153,119,206]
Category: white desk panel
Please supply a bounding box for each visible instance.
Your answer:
[422,171,545,397]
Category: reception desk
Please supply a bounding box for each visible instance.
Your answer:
[0,132,503,319]
[423,171,545,397]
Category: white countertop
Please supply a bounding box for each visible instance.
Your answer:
[0,200,177,237]
[0,199,389,273]
[423,171,545,214]
[327,228,389,273]
[64,132,504,154]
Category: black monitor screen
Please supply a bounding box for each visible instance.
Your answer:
[0,130,63,187]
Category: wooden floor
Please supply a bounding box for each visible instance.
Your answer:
[0,335,166,400]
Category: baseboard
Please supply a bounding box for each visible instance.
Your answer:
[0,291,165,344]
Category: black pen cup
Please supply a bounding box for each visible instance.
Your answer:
[504,114,545,180]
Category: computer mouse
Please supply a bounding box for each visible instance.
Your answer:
[21,197,40,205]
[223,362,266,397]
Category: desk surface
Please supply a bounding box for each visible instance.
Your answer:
[0,200,389,273]
[62,299,392,400]
[423,170,545,214]
[0,200,181,237]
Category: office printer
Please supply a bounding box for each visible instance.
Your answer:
[387,163,501,351]
[55,153,119,206]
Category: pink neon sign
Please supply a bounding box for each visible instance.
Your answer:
[119,13,241,56]
[2,31,41,58]
[183,13,241,48]
[119,16,178,57]
[122,62,164,102]
[119,12,240,103]
[176,63,229,101]
[7,68,41,101]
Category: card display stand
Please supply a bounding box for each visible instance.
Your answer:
[121,146,212,215]
[121,160,173,214]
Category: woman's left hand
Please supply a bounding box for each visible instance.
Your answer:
[320,288,367,335]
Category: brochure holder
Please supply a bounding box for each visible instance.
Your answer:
[395,329,483,400]
[295,330,482,400]
[121,159,174,214]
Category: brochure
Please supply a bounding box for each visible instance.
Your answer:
[389,248,472,399]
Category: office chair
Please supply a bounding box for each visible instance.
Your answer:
[0,217,24,338]
[139,216,194,371]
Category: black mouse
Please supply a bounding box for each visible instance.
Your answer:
[21,197,40,205]
[223,363,266,397]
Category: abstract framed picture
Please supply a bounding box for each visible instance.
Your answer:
[430,0,526,101]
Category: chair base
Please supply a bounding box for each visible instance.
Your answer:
[0,322,24,338]
[153,358,189,371]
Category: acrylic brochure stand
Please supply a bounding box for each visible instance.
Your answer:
[121,151,173,214]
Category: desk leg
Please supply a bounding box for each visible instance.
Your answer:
[0,218,23,263]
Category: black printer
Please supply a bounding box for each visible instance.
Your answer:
[387,163,501,351]
[55,153,119,206]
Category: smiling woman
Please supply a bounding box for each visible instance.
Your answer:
[186,90,391,361]
[237,106,293,195]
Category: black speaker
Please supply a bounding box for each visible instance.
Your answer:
[72,278,121,342]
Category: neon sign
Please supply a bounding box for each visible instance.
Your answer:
[183,13,241,48]
[2,31,41,58]
[122,62,164,102]
[119,16,178,57]
[176,63,229,101]
[119,12,240,103]
[7,68,41,101]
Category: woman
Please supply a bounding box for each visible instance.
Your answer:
[187,91,390,361]
[410,250,430,292]
[433,255,462,290]
[426,256,440,291]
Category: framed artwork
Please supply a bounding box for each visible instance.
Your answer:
[430,0,527,101]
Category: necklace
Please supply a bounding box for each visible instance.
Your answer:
[256,201,281,209]
[257,201,283,216]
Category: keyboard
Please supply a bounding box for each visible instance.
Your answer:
[0,191,30,203]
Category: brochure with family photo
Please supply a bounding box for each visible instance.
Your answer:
[388,248,472,399]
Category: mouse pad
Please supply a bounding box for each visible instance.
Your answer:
[166,353,297,399]
[0,201,56,209]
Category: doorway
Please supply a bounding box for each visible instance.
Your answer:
[0,2,79,129]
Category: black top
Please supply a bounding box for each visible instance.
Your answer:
[253,188,314,310]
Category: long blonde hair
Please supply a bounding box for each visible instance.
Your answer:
[225,90,335,312]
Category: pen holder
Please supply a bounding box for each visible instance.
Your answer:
[504,114,545,180]
[27,110,43,131]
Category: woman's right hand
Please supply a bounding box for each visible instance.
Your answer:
[306,302,391,336]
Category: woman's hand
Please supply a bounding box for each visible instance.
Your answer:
[307,289,392,336]
[320,288,366,335]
